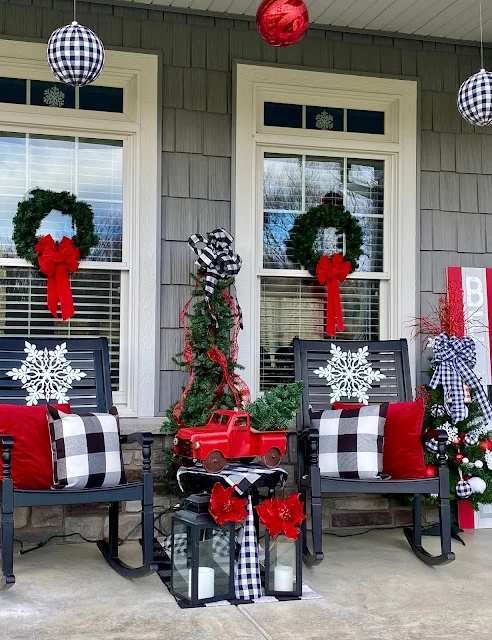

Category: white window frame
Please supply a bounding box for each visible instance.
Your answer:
[0,39,160,418]
[233,63,418,398]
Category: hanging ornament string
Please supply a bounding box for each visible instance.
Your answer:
[479,0,484,70]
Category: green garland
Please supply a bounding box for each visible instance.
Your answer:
[287,203,364,276]
[13,189,99,267]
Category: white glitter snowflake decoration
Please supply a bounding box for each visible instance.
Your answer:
[315,111,334,130]
[314,344,386,404]
[6,341,86,405]
[43,85,65,108]
[441,422,458,444]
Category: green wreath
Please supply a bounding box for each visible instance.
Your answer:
[287,203,364,276]
[13,189,99,267]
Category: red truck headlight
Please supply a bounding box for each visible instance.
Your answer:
[194,441,200,450]
[173,437,178,446]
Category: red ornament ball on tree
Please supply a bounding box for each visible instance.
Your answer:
[480,439,492,452]
[455,453,464,462]
[256,0,309,47]
[424,464,438,477]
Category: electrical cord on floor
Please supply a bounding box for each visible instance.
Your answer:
[14,507,179,556]
[322,519,439,538]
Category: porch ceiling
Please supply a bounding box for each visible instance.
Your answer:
[116,0,492,43]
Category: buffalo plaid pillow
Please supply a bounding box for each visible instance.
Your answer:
[309,404,388,479]
[47,405,126,489]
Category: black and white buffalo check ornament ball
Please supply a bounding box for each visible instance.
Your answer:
[457,68,492,126]
[47,21,105,87]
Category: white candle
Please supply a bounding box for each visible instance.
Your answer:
[274,564,294,592]
[188,567,215,600]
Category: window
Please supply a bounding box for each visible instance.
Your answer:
[0,40,159,417]
[235,64,418,397]
[0,77,124,112]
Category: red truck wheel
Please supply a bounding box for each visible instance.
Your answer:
[263,447,281,468]
[203,451,227,473]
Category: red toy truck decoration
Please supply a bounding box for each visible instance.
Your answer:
[173,410,287,473]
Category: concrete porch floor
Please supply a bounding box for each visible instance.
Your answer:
[1,529,491,640]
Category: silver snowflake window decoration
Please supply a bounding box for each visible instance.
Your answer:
[313,344,386,404]
[315,111,334,130]
[6,341,86,405]
[43,85,65,108]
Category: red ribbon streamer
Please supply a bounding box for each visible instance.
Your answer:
[173,277,250,429]
[35,234,80,321]
[316,253,351,337]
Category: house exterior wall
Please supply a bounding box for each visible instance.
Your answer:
[1,0,492,532]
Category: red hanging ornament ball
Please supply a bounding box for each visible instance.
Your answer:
[480,439,492,452]
[256,0,309,47]
[455,452,464,462]
[453,437,462,445]
[424,464,438,478]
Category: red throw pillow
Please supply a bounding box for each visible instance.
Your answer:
[332,398,426,479]
[0,404,71,489]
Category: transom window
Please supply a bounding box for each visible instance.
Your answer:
[0,77,124,112]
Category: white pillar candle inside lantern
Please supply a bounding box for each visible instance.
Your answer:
[188,567,215,599]
[274,564,294,592]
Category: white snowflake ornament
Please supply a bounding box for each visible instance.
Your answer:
[314,344,386,404]
[7,341,86,405]
[43,85,65,107]
[315,111,334,130]
[441,422,458,445]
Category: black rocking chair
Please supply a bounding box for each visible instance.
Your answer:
[294,338,455,568]
[0,337,157,590]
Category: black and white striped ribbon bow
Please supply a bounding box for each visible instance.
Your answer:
[429,333,492,425]
[188,228,242,325]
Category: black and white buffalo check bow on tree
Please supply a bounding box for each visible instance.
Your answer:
[429,333,492,426]
[188,228,242,326]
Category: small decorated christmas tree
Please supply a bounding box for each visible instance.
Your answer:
[415,288,492,509]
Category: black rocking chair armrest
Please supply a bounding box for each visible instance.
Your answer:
[1,435,14,480]
[120,432,153,472]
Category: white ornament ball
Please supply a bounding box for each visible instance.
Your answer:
[468,476,487,494]
[475,460,484,469]
[47,21,105,87]
[462,458,470,464]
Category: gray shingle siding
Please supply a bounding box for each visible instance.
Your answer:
[2,0,492,412]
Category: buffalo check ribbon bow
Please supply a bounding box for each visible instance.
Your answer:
[188,228,243,327]
[35,234,80,321]
[429,332,492,425]
[316,253,352,337]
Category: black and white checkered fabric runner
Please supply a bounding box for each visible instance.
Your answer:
[188,228,242,326]
[457,69,492,126]
[430,333,492,425]
[47,21,105,87]
[177,464,288,495]
[234,497,262,600]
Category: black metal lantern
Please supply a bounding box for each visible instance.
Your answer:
[264,529,302,597]
[170,493,235,605]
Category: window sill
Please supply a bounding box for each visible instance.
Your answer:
[120,417,164,436]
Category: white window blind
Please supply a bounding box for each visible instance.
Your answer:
[260,152,384,390]
[0,132,123,388]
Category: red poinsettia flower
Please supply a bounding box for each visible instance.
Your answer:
[208,482,248,526]
[255,493,306,540]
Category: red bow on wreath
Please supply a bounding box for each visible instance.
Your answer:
[35,234,80,321]
[316,253,351,337]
